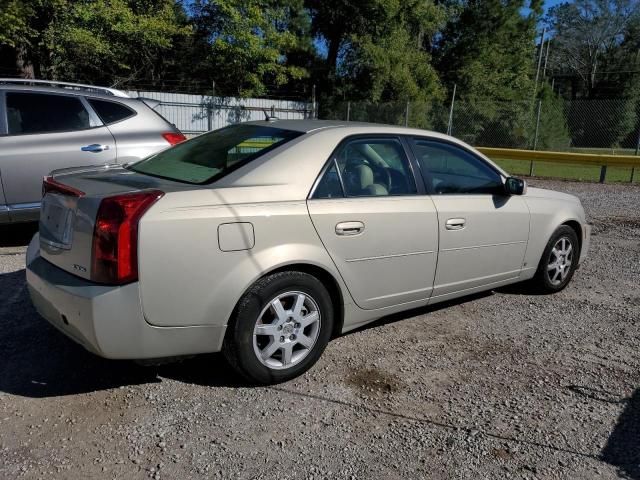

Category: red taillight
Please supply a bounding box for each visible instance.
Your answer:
[42,176,85,197]
[91,190,164,285]
[161,132,186,145]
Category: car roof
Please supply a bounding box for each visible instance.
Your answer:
[244,119,450,138]
[0,82,129,101]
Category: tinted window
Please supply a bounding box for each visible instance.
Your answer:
[130,124,302,184]
[332,138,416,197]
[312,160,344,199]
[6,92,91,135]
[411,139,503,194]
[88,99,134,124]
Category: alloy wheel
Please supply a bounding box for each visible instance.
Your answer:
[547,237,574,286]
[252,291,321,370]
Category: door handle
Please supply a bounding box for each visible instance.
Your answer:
[81,144,109,153]
[445,218,466,230]
[335,221,365,236]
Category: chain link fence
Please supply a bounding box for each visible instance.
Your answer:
[321,97,640,182]
[139,88,638,181]
[321,97,640,154]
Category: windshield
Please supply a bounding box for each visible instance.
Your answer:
[129,124,303,184]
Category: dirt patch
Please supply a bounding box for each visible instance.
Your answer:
[346,367,403,394]
[492,448,513,461]
[591,215,640,235]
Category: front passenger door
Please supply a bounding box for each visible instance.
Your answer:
[409,138,530,301]
[307,136,439,310]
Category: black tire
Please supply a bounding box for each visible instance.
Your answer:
[222,271,334,385]
[532,225,579,293]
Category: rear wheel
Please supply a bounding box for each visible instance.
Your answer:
[223,271,333,384]
[532,226,579,293]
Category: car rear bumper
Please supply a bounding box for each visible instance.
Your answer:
[26,234,225,359]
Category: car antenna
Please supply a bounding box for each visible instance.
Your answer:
[263,108,278,122]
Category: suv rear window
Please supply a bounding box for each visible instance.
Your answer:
[6,92,91,135]
[88,99,134,124]
[129,124,303,184]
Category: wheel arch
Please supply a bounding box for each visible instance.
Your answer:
[233,262,346,339]
[561,219,582,256]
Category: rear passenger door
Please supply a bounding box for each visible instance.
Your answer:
[307,136,439,310]
[408,137,530,301]
[0,91,117,221]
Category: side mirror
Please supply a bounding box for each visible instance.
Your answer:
[504,177,526,195]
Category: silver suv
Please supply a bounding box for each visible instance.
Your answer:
[0,79,185,223]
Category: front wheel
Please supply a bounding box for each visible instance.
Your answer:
[532,225,579,293]
[222,271,333,384]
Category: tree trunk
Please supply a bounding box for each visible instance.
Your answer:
[15,43,35,79]
[326,36,341,83]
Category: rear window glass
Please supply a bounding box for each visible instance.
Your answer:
[88,99,135,124]
[129,124,303,184]
[6,92,91,135]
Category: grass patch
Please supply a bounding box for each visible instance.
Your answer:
[493,158,638,184]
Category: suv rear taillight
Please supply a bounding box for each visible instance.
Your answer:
[162,132,186,145]
[42,176,85,197]
[91,190,164,285]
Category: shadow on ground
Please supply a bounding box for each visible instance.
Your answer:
[0,268,240,398]
[0,260,499,397]
[0,223,38,247]
[601,387,640,479]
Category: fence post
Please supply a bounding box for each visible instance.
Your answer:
[530,99,542,176]
[312,84,317,119]
[632,126,640,183]
[447,84,457,136]
[405,101,410,127]
[271,105,275,118]
[599,165,607,183]
[346,101,351,121]
[207,80,216,132]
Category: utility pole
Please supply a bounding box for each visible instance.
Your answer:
[447,84,457,136]
[531,99,542,177]
[533,28,546,100]
[542,39,551,79]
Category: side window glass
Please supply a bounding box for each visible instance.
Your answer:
[334,138,417,197]
[88,99,134,124]
[6,92,92,135]
[411,139,503,194]
[312,161,344,199]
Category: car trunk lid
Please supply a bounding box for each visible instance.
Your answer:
[38,165,193,281]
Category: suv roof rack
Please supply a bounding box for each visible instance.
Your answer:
[0,78,129,98]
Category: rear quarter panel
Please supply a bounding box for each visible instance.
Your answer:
[105,102,175,163]
[137,189,350,328]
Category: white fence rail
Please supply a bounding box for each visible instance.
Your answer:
[125,90,314,135]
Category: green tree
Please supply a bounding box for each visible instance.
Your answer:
[436,0,543,147]
[535,85,571,150]
[546,1,640,148]
[189,0,311,97]
[0,0,191,85]
[545,0,640,99]
[308,0,446,121]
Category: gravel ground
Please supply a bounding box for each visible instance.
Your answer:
[0,179,638,480]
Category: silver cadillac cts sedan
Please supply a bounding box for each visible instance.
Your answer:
[26,120,591,384]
